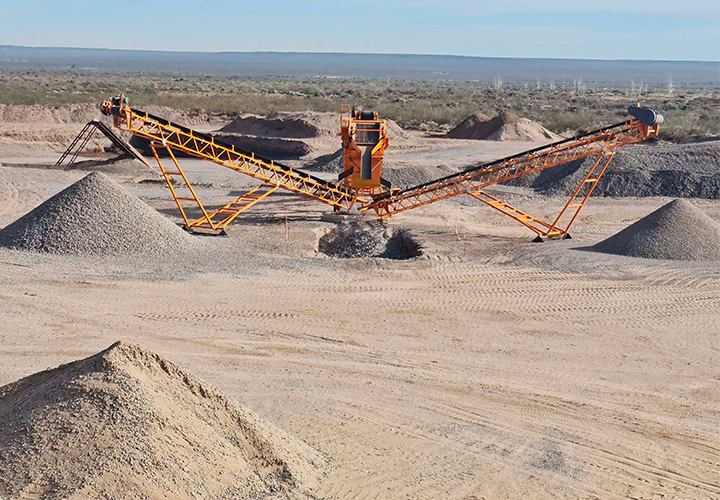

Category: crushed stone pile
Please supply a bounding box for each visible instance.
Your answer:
[319,224,421,259]
[0,341,323,499]
[519,140,720,200]
[304,149,344,173]
[446,111,561,142]
[590,199,720,261]
[0,172,196,256]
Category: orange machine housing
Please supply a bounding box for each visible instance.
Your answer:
[340,105,389,194]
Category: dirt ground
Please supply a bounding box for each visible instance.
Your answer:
[1,119,719,499]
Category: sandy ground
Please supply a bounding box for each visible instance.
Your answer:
[1,129,719,499]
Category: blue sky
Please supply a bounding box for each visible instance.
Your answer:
[2,0,719,61]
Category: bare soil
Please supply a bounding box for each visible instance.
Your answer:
[0,107,719,499]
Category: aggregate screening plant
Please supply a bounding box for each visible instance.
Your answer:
[100,95,662,240]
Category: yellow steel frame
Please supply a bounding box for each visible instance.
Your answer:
[364,118,658,238]
[339,104,388,195]
[467,152,615,239]
[109,100,367,232]
[103,95,658,237]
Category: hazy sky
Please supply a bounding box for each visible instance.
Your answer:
[2,0,719,61]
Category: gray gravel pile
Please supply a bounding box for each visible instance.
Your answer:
[303,148,344,173]
[0,342,322,499]
[590,199,720,261]
[0,172,198,257]
[319,224,421,259]
[524,140,720,199]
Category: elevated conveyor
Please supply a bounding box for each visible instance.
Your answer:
[101,95,368,234]
[101,95,661,239]
[363,106,663,239]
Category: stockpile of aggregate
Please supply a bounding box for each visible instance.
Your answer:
[319,223,421,259]
[303,149,344,173]
[590,199,720,261]
[528,140,720,199]
[215,111,411,159]
[0,172,196,257]
[445,112,491,139]
[0,103,99,124]
[446,112,561,142]
[0,342,322,499]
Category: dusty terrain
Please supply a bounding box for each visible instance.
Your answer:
[0,108,719,499]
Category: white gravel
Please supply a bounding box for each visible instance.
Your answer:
[590,198,720,261]
[0,172,199,257]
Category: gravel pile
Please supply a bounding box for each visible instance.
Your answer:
[590,199,720,261]
[319,223,421,259]
[303,149,344,173]
[0,342,323,499]
[0,172,197,257]
[525,140,720,199]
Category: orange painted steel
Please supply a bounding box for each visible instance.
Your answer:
[102,94,661,239]
[102,94,367,233]
[364,114,660,239]
[340,104,389,195]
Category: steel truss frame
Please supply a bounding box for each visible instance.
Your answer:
[111,105,367,233]
[363,119,658,238]
[102,95,659,238]
[56,119,150,170]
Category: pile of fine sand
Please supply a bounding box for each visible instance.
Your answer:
[0,172,196,257]
[0,103,100,125]
[220,111,408,141]
[444,113,491,139]
[0,342,323,499]
[219,111,340,138]
[446,112,561,142]
[215,111,410,159]
[590,199,720,261]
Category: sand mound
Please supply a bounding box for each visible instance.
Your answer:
[446,112,561,142]
[220,111,338,139]
[444,112,491,139]
[221,111,408,140]
[0,104,99,124]
[0,172,196,256]
[590,199,720,261]
[215,111,410,159]
[319,224,422,259]
[0,342,322,499]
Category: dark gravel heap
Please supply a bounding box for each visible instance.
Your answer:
[319,224,421,259]
[303,149,344,173]
[590,199,720,261]
[522,140,720,199]
[0,172,197,256]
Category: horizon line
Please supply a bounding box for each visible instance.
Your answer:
[2,44,718,64]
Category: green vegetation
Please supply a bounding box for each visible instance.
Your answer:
[1,69,718,142]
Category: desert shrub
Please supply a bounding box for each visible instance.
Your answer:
[0,69,717,142]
